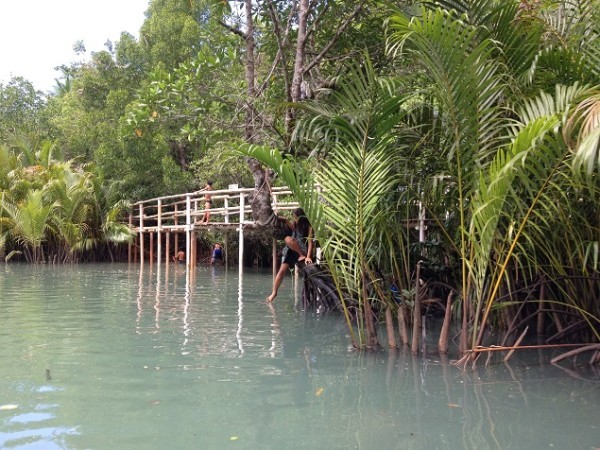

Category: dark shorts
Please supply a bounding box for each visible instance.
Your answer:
[177,259,185,264]
[282,247,300,266]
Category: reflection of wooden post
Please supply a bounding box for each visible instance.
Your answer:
[139,203,144,264]
[134,235,138,263]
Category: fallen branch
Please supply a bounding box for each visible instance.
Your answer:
[550,344,600,364]
[470,343,585,353]
[503,326,529,363]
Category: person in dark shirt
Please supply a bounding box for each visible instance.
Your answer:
[267,208,313,302]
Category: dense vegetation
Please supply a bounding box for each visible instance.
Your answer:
[1,0,598,358]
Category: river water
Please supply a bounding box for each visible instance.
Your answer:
[0,263,598,449]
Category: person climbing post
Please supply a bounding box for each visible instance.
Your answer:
[195,180,213,224]
[267,208,313,302]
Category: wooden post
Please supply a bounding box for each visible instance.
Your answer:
[186,195,192,269]
[128,210,133,263]
[139,203,144,264]
[149,232,154,264]
[272,193,278,281]
[166,231,171,264]
[174,204,179,261]
[418,201,427,244]
[238,192,245,274]
[191,231,197,267]
[224,196,230,224]
[224,233,229,267]
[157,199,162,265]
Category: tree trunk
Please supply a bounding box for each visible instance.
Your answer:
[438,292,453,354]
[362,270,378,348]
[398,303,409,345]
[385,307,397,348]
[241,1,277,225]
[411,262,422,354]
[244,0,256,144]
[246,158,277,225]
[290,0,309,104]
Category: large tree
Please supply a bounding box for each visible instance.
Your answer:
[127,0,383,220]
[0,77,48,144]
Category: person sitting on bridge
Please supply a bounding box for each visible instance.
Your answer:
[267,208,313,302]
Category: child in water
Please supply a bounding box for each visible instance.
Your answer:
[210,243,224,265]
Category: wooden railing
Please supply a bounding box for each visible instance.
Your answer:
[128,185,301,269]
[128,184,430,269]
[129,185,299,233]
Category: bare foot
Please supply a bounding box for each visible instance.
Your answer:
[298,255,306,262]
[266,293,277,302]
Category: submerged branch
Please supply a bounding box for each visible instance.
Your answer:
[550,344,600,364]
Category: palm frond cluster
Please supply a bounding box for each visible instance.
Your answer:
[0,140,133,263]
[245,0,600,355]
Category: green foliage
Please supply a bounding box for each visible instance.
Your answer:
[387,0,600,350]
[241,55,408,348]
[139,0,208,69]
[0,143,133,262]
[0,77,48,143]
[3,189,55,262]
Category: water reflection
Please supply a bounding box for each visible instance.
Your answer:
[237,268,245,355]
[0,264,598,450]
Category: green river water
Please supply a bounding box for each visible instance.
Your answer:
[0,263,598,449]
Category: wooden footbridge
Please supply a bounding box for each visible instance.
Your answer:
[128,184,429,273]
[128,185,300,272]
